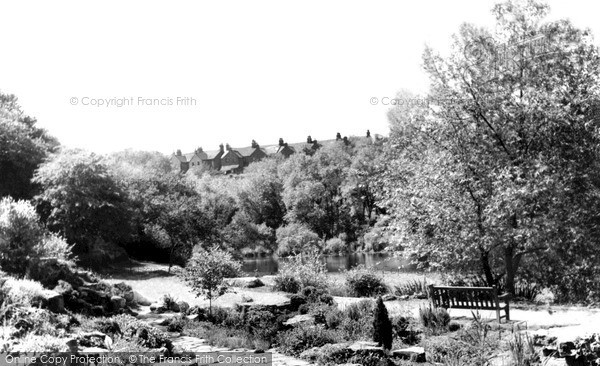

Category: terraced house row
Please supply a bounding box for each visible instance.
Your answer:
[172,131,374,174]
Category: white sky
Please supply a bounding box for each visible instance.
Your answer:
[1,0,599,154]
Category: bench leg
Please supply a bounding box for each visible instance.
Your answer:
[505,306,510,321]
[496,309,501,323]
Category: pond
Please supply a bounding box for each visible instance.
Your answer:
[241,252,416,275]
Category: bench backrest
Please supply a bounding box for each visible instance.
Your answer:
[429,285,500,310]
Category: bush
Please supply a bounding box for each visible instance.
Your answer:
[245,308,279,342]
[391,315,420,345]
[338,300,374,341]
[419,304,450,333]
[273,252,328,293]
[2,278,46,308]
[300,343,353,365]
[323,237,347,255]
[166,316,188,332]
[345,265,387,297]
[289,294,307,310]
[277,324,340,357]
[275,223,321,257]
[363,230,388,252]
[300,286,334,305]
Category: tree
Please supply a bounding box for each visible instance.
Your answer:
[182,246,241,316]
[382,0,600,297]
[0,93,59,200]
[373,296,393,350]
[275,223,321,257]
[33,149,132,254]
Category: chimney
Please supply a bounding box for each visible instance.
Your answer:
[176,149,182,156]
[366,129,371,138]
[226,143,232,151]
[336,132,342,140]
[343,136,349,145]
[307,135,312,143]
[219,143,224,152]
[195,147,203,154]
[251,139,259,148]
[278,138,284,146]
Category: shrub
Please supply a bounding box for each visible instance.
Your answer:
[275,223,321,257]
[419,304,450,333]
[373,297,392,350]
[273,252,328,293]
[2,278,46,308]
[277,324,340,357]
[0,198,45,276]
[300,286,334,305]
[391,315,420,345]
[245,309,279,342]
[161,293,178,311]
[289,294,307,310]
[298,304,309,314]
[345,265,387,297]
[166,316,188,333]
[339,300,374,341]
[323,237,347,255]
[300,343,353,365]
[363,230,388,252]
[13,334,69,352]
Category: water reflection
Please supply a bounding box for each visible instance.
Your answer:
[242,253,415,275]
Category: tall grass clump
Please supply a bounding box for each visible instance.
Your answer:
[419,304,450,334]
[394,278,429,297]
[273,251,328,293]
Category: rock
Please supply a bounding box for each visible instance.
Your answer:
[123,291,135,303]
[187,314,199,321]
[284,314,315,326]
[558,339,577,357]
[176,301,190,313]
[398,295,410,300]
[43,290,65,313]
[65,338,78,352]
[169,302,180,312]
[382,294,397,302]
[347,341,384,355]
[542,347,558,357]
[81,347,108,353]
[289,294,307,310]
[53,280,74,295]
[110,296,126,310]
[393,347,426,363]
[241,295,253,303]
[226,277,265,288]
[133,291,152,306]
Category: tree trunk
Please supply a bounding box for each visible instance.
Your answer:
[479,248,496,287]
[504,246,522,295]
[168,245,175,274]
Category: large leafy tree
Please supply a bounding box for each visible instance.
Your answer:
[0,93,59,199]
[383,0,600,297]
[33,149,132,253]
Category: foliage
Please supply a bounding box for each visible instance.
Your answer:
[277,323,340,357]
[394,278,430,297]
[300,343,353,365]
[508,331,539,366]
[345,265,387,297]
[273,252,328,293]
[419,304,450,334]
[372,297,393,350]
[391,315,421,345]
[0,92,59,200]
[182,246,241,315]
[2,278,46,308]
[322,237,347,255]
[380,0,600,300]
[275,223,321,257]
[33,149,132,254]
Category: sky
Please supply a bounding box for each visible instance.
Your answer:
[1,0,599,154]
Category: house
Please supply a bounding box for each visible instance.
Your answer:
[220,144,244,174]
[172,131,375,174]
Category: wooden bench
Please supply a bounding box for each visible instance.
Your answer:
[428,285,511,323]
